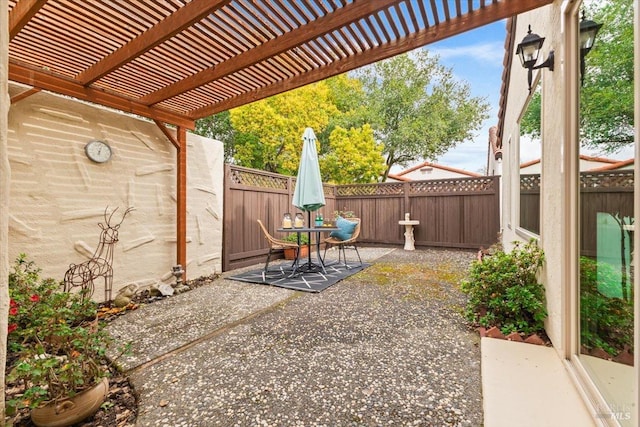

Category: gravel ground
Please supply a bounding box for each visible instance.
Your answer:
[109,247,482,426]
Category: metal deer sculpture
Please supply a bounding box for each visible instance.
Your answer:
[64,207,133,301]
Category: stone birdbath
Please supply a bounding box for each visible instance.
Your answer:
[398,213,419,251]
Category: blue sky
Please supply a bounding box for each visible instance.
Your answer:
[416,19,634,174]
[425,20,507,174]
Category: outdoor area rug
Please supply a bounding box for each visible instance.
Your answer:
[228,263,370,293]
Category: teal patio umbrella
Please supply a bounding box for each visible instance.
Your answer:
[292,127,325,214]
[291,127,326,273]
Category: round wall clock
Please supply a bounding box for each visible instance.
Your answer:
[84,140,112,163]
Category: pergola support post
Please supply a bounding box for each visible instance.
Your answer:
[176,127,187,279]
[155,120,188,280]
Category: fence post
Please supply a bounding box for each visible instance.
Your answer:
[222,164,230,271]
[403,181,410,214]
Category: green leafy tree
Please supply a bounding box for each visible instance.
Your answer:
[320,124,386,184]
[316,76,361,154]
[519,85,541,138]
[357,50,490,180]
[194,111,236,163]
[228,82,338,175]
[521,0,634,152]
[212,76,386,182]
[581,0,634,151]
[323,75,372,132]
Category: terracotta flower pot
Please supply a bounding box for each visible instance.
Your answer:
[284,245,309,260]
[31,377,109,427]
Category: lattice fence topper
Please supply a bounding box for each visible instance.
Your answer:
[63,206,133,302]
[322,184,335,197]
[331,177,499,196]
[580,171,634,189]
[229,167,290,190]
[337,183,404,196]
[520,174,541,191]
[410,177,496,193]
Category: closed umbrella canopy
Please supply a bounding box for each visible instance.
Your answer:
[293,128,325,212]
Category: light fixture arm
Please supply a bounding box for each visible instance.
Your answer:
[516,26,555,92]
[532,50,554,72]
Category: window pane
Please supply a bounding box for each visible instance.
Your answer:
[578,0,635,423]
[519,83,541,234]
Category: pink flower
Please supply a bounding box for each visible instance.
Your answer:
[9,307,18,316]
[29,294,40,302]
[7,324,17,334]
[10,299,17,308]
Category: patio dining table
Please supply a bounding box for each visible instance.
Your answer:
[277,226,338,276]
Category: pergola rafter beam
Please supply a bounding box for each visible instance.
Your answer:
[190,0,554,119]
[10,87,40,104]
[7,0,555,127]
[141,0,403,106]
[9,0,47,40]
[9,62,195,129]
[76,0,231,86]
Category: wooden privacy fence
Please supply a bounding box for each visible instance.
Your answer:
[520,174,541,235]
[223,165,336,271]
[519,170,633,257]
[333,178,500,250]
[223,164,500,271]
[581,171,633,257]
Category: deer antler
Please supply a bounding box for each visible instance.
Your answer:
[115,207,135,227]
[106,206,119,226]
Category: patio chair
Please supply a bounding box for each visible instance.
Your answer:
[322,217,363,269]
[257,219,299,277]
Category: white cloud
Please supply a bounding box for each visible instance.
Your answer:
[429,41,505,64]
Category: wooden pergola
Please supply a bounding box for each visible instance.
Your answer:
[6,0,553,274]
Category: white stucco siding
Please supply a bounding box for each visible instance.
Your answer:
[500,3,565,351]
[538,3,565,353]
[7,85,223,301]
[184,132,224,271]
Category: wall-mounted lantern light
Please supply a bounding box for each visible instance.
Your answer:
[579,11,602,86]
[516,25,554,92]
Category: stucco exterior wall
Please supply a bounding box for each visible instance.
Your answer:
[1,1,10,401]
[500,3,565,352]
[7,85,223,301]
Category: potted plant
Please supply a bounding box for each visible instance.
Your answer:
[333,208,356,220]
[6,255,115,427]
[282,233,310,260]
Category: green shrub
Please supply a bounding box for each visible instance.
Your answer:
[461,240,547,335]
[6,254,113,412]
[580,256,633,355]
[333,209,355,219]
[283,233,310,245]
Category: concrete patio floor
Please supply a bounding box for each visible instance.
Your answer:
[105,247,595,426]
[482,337,595,427]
